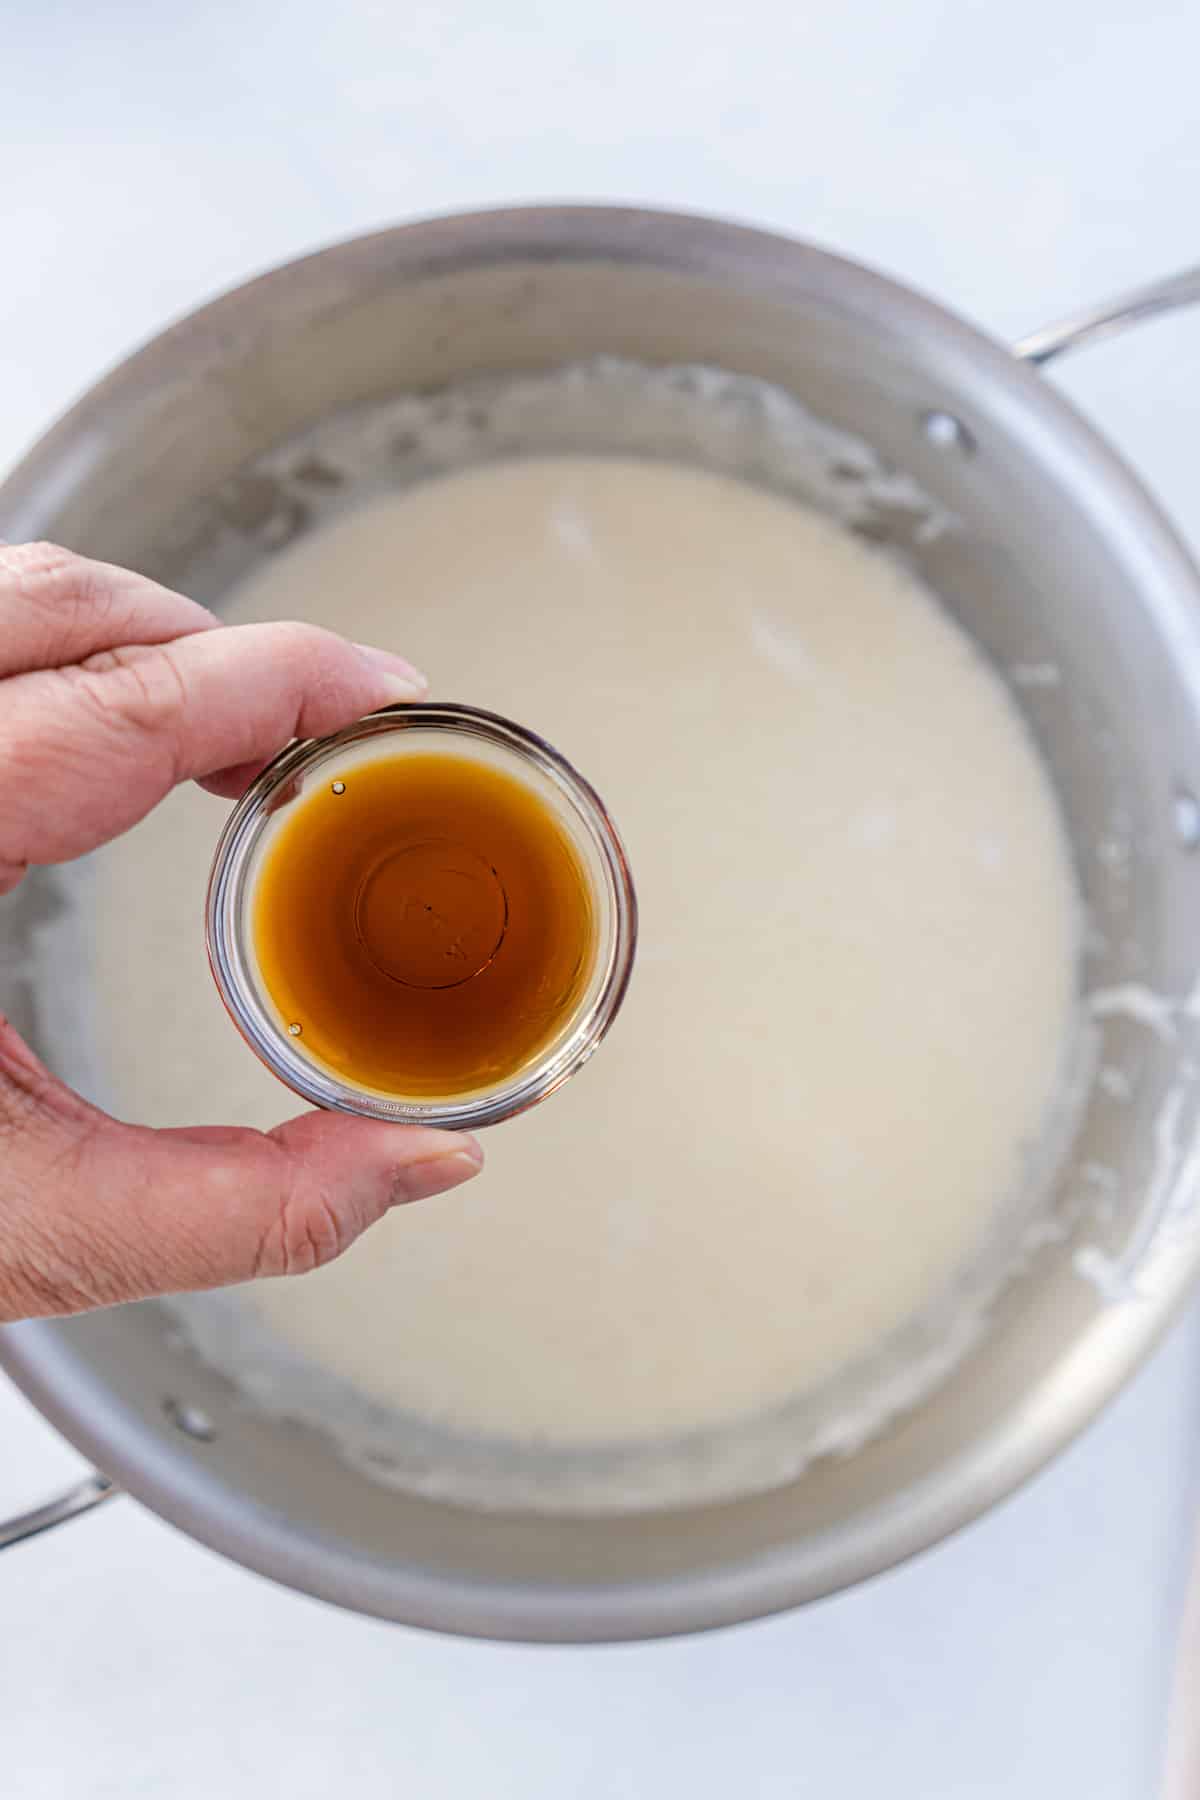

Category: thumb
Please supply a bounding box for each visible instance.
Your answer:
[0,1018,482,1319]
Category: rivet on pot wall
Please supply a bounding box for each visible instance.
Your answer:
[922,410,975,455]
[163,1399,217,1442]
[1173,787,1200,850]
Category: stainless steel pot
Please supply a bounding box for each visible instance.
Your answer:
[4,207,1200,1642]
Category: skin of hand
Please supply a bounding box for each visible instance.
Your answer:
[0,541,483,1322]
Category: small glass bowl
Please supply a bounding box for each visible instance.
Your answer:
[206,704,637,1129]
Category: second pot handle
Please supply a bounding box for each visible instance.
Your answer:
[0,1472,117,1549]
[1013,265,1200,366]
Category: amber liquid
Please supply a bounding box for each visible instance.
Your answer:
[253,752,596,1098]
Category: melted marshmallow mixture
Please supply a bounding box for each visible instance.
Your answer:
[92,457,1078,1449]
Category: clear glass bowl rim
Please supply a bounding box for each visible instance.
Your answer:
[205,702,638,1129]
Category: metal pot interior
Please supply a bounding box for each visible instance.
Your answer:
[5,210,1200,1640]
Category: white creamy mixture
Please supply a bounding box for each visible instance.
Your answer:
[92,456,1079,1450]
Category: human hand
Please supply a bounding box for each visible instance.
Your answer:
[0,542,483,1322]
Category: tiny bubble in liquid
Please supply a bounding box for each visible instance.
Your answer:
[288,1022,303,1036]
[331,780,346,795]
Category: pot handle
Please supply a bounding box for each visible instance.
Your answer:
[0,1472,117,1549]
[1013,265,1200,366]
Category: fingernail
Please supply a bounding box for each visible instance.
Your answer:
[391,1141,483,1206]
[354,642,429,701]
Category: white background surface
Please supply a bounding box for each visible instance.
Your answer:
[4,2,1200,1793]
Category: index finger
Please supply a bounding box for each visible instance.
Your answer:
[0,542,218,678]
[0,622,428,886]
